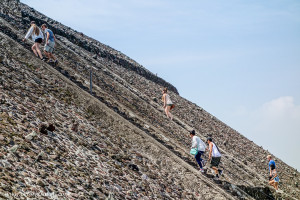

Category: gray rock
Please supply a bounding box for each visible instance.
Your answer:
[25,131,37,140]
[8,145,19,153]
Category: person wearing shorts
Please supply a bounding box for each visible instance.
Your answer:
[23,21,45,60]
[210,157,221,168]
[207,137,223,178]
[267,155,279,190]
[269,163,279,190]
[162,87,174,120]
[41,24,58,65]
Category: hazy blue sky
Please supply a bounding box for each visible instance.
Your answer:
[21,0,300,170]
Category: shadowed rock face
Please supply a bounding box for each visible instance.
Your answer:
[0,0,299,199]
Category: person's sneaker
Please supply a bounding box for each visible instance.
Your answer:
[199,169,204,173]
[213,175,219,181]
[47,59,54,63]
[215,174,219,178]
[41,57,47,61]
[54,60,58,66]
[218,169,223,176]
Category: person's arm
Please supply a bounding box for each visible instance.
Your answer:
[273,170,277,180]
[23,26,33,41]
[208,143,213,160]
[46,32,50,44]
[270,170,277,181]
[162,94,166,108]
[53,34,56,47]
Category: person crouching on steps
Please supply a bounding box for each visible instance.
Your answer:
[207,137,223,179]
[162,87,173,120]
[41,24,58,65]
[190,130,206,173]
[23,21,45,60]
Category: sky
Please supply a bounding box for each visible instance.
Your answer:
[21,0,300,170]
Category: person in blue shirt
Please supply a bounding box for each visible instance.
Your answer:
[41,24,58,65]
[269,163,279,190]
[267,155,276,177]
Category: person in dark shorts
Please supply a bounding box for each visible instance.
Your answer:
[207,137,223,178]
[41,24,58,65]
[23,21,45,60]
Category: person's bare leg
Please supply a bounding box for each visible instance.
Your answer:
[275,182,278,190]
[164,107,169,118]
[31,44,38,57]
[212,166,219,175]
[269,180,276,189]
[44,51,50,60]
[49,53,56,60]
[35,43,43,59]
[166,106,173,120]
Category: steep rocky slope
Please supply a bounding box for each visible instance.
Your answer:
[0,0,299,199]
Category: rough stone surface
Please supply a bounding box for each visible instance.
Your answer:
[0,0,299,199]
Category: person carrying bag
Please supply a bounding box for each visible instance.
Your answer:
[189,130,206,173]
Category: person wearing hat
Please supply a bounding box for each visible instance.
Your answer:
[189,130,206,173]
[23,21,45,60]
[207,137,223,178]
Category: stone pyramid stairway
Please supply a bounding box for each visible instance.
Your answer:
[0,0,299,199]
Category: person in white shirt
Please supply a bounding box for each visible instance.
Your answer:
[207,137,223,178]
[190,130,206,173]
[162,88,174,120]
[23,21,45,60]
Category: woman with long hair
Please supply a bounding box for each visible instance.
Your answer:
[23,21,45,60]
[162,87,174,120]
